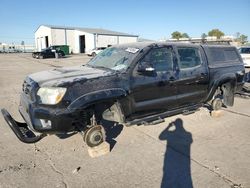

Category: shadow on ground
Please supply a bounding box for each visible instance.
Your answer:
[102,120,124,151]
[159,118,193,188]
[55,119,123,151]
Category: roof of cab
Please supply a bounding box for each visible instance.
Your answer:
[112,42,202,49]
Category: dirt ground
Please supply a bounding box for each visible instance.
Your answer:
[0,53,250,188]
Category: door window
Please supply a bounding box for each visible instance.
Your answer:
[140,47,174,72]
[177,47,202,69]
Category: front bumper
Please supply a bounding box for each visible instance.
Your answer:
[18,93,76,134]
[1,94,79,143]
[1,108,46,143]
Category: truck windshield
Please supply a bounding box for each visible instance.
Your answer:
[87,47,139,71]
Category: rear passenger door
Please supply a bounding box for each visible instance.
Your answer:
[175,46,209,107]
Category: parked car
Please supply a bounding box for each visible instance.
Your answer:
[86,47,106,57]
[1,42,245,147]
[32,46,65,59]
[238,46,250,67]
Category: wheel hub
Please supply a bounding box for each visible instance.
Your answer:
[84,125,105,147]
[212,98,223,111]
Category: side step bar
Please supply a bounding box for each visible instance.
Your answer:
[125,104,202,126]
[1,108,46,144]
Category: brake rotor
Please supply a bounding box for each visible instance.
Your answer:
[212,98,223,111]
[84,125,106,147]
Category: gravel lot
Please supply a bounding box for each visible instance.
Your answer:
[0,53,250,188]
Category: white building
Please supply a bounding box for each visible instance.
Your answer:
[35,25,138,53]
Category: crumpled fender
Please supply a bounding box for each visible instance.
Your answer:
[67,88,127,110]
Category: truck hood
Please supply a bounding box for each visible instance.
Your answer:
[29,65,113,87]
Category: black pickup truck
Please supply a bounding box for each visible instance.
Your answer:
[1,42,245,147]
[32,46,65,59]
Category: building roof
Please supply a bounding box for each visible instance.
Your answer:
[36,25,138,37]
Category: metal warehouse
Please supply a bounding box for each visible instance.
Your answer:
[35,25,138,53]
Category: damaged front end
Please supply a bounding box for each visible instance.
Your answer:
[1,109,46,143]
[1,77,77,143]
[1,77,48,143]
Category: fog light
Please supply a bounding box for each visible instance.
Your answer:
[40,119,52,129]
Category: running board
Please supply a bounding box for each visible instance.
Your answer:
[125,104,202,126]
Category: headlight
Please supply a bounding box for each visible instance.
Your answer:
[37,87,67,105]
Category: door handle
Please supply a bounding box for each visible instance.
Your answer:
[169,77,176,82]
[200,73,207,79]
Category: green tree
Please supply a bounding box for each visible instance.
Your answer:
[171,31,182,40]
[208,29,225,39]
[235,32,240,39]
[239,34,248,44]
[181,33,189,38]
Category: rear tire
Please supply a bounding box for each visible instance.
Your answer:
[92,52,96,57]
[38,54,44,59]
[58,51,65,58]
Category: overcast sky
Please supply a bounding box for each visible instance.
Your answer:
[0,0,249,44]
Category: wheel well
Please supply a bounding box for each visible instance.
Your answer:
[215,80,236,106]
[94,101,125,124]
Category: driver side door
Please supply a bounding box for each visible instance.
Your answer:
[130,46,178,114]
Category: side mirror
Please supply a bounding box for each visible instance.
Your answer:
[137,62,155,73]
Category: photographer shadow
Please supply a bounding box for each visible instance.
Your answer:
[101,119,124,151]
[159,118,193,188]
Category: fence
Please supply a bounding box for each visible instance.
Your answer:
[0,44,35,53]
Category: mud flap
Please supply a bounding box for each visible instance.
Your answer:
[221,83,234,106]
[1,108,46,144]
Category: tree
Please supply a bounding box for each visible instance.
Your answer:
[239,34,248,44]
[235,32,248,44]
[208,29,224,39]
[171,31,182,40]
[201,33,207,39]
[235,32,240,39]
[182,33,189,38]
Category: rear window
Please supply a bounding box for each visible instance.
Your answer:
[224,50,239,61]
[209,47,240,64]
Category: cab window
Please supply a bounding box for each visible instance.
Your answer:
[177,47,202,69]
[140,47,174,72]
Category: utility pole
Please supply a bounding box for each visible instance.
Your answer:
[21,41,25,53]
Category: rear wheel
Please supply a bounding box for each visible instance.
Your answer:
[58,51,65,58]
[38,54,44,59]
[91,52,96,57]
[209,87,223,111]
